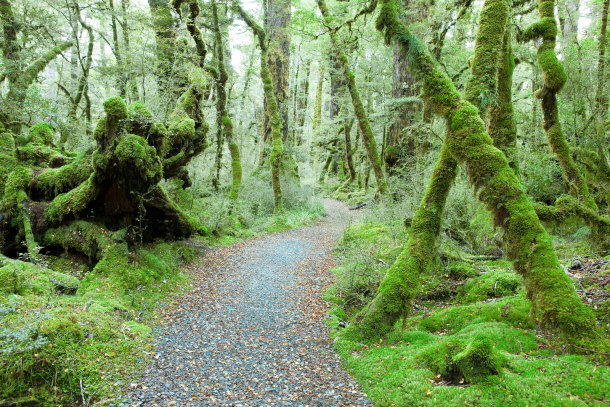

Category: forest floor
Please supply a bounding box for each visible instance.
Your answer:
[121,199,370,406]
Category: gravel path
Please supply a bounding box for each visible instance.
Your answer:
[123,199,370,406]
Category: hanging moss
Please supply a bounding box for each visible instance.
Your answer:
[351,0,602,347]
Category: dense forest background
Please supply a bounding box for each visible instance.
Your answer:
[0,0,609,404]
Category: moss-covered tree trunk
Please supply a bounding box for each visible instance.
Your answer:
[347,0,507,340]
[316,0,387,196]
[312,62,325,132]
[234,2,283,212]
[520,0,597,211]
[212,0,241,201]
[266,0,291,143]
[488,28,518,173]
[295,59,311,145]
[386,1,429,174]
[344,118,356,183]
[594,0,610,197]
[0,0,72,133]
[347,0,601,347]
[148,0,179,97]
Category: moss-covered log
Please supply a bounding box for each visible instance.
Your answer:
[44,220,124,262]
[347,0,601,346]
[519,0,597,211]
[317,0,387,196]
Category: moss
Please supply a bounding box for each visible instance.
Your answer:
[168,117,195,141]
[447,262,480,279]
[149,121,169,156]
[32,153,91,200]
[534,195,610,245]
[228,142,242,200]
[127,101,153,122]
[27,122,54,146]
[457,268,523,303]
[114,134,163,187]
[519,1,596,212]
[16,143,66,167]
[44,174,97,225]
[354,0,604,347]
[126,101,153,137]
[1,166,34,209]
[0,132,16,200]
[0,257,77,296]
[464,0,509,116]
[102,96,128,120]
[44,220,124,261]
[420,334,505,383]
[344,145,457,341]
[488,29,518,173]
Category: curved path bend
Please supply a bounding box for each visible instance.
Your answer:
[124,199,370,406]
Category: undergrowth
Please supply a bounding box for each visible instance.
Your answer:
[0,242,195,406]
[326,190,610,406]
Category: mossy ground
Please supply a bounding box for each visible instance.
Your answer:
[0,241,195,406]
[327,212,610,406]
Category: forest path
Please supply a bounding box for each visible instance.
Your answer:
[123,199,371,406]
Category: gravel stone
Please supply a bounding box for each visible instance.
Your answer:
[123,199,370,406]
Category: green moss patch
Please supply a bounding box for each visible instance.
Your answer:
[0,241,195,406]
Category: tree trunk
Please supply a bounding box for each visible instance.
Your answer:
[488,28,518,173]
[212,0,241,200]
[235,3,284,212]
[317,0,388,195]
[266,0,291,143]
[312,62,325,131]
[348,0,601,347]
[386,3,429,174]
[148,0,179,98]
[520,0,597,211]
[295,59,311,145]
